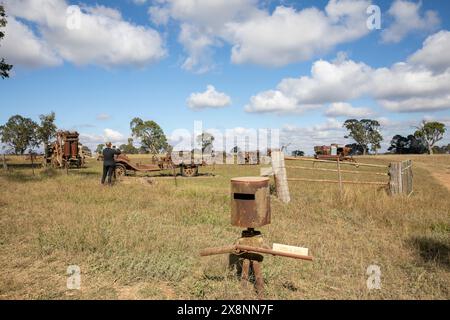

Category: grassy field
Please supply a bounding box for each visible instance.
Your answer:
[0,154,449,300]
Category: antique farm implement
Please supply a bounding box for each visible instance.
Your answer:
[114,152,202,178]
[314,144,356,163]
[44,131,86,168]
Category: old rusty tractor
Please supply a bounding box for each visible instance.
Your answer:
[314,144,356,163]
[45,131,85,168]
[114,151,202,178]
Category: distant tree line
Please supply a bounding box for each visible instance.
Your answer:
[0,113,57,154]
[388,121,446,155]
[388,134,427,154]
[432,144,450,154]
[0,113,98,156]
[342,118,446,155]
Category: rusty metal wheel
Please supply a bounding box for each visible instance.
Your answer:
[115,164,126,178]
[181,165,198,177]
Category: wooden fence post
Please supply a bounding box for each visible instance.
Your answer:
[389,160,414,196]
[271,150,290,203]
[403,160,413,196]
[389,162,402,195]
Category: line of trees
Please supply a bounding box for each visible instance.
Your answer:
[388,121,446,155]
[433,144,450,154]
[388,135,427,154]
[0,113,57,154]
[341,118,447,155]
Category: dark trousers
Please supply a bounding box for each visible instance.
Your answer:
[101,165,115,185]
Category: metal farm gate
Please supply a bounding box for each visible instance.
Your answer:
[267,151,414,203]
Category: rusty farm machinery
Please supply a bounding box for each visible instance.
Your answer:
[44,131,86,169]
[314,144,356,163]
[114,151,203,178]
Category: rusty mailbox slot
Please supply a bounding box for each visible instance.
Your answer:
[233,193,255,200]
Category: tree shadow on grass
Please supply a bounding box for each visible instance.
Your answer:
[409,236,450,270]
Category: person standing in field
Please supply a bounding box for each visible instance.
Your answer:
[101,142,121,186]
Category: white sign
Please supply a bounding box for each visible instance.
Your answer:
[272,243,309,256]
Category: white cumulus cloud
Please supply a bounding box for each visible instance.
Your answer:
[408,30,450,73]
[149,0,259,72]
[381,0,440,43]
[325,102,374,117]
[104,129,125,142]
[148,0,372,71]
[80,129,126,150]
[0,0,166,68]
[245,58,372,113]
[187,85,232,110]
[0,17,62,68]
[227,0,371,66]
[246,30,450,114]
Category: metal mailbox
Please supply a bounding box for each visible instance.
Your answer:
[231,177,271,228]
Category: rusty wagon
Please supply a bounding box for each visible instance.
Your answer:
[314,144,356,163]
[114,152,202,178]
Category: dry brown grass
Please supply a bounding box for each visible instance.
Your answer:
[0,154,449,300]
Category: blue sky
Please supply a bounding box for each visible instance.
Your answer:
[1,0,450,154]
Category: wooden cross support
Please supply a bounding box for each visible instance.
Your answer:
[200,242,313,297]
